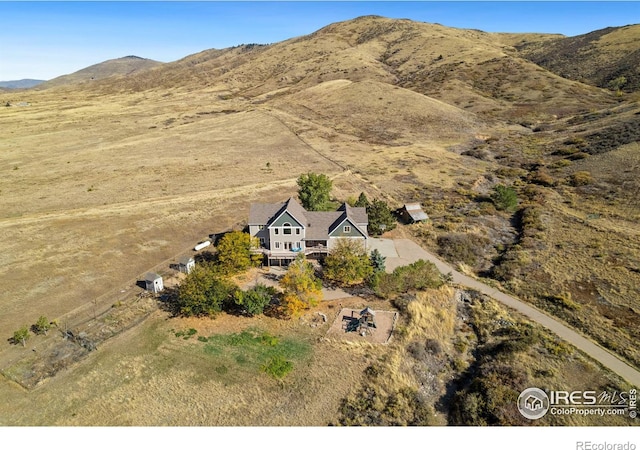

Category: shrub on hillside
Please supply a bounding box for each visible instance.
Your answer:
[570,171,594,186]
[490,185,518,212]
[437,233,490,267]
[372,260,442,299]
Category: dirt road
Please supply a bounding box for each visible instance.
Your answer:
[390,239,640,387]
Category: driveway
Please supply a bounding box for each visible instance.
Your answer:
[386,239,640,387]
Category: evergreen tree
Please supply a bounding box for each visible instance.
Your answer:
[370,248,386,273]
[354,192,370,208]
[367,199,397,236]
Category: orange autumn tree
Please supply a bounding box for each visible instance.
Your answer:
[279,253,322,317]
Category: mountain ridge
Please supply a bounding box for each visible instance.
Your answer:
[36,55,163,89]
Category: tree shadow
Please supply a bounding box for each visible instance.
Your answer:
[157,286,181,317]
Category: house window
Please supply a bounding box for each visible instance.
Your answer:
[275,242,281,249]
[283,222,292,235]
[274,228,279,235]
[344,225,351,233]
[296,228,300,235]
[258,225,265,230]
[259,238,265,246]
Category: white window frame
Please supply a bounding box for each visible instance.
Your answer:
[344,225,351,233]
[274,242,281,249]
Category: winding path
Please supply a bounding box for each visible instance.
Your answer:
[389,238,640,387]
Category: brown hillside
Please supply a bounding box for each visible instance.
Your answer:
[62,16,615,124]
[516,24,640,92]
[38,55,163,89]
[269,79,480,145]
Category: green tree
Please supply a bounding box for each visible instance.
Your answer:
[280,253,322,316]
[354,192,371,208]
[323,239,373,286]
[177,264,235,317]
[216,231,262,274]
[297,172,333,211]
[12,326,30,347]
[367,199,397,236]
[33,315,52,336]
[491,185,518,212]
[372,260,443,299]
[370,248,386,273]
[234,284,274,316]
[608,76,627,96]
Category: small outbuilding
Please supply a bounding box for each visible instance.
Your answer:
[359,307,377,329]
[399,203,429,224]
[178,256,195,274]
[145,272,164,294]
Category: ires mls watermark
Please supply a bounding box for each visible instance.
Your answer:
[517,387,637,420]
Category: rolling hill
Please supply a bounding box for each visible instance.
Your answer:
[36,55,163,89]
[0,79,45,89]
[515,24,640,92]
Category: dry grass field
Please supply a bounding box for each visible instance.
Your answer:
[1,15,639,426]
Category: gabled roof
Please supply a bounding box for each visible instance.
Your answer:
[248,199,369,241]
[328,215,367,238]
[403,203,429,221]
[360,306,376,317]
[338,203,368,224]
[248,197,308,227]
[269,197,307,228]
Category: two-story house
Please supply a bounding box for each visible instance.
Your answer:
[248,197,368,264]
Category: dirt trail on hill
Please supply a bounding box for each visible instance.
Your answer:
[392,238,640,387]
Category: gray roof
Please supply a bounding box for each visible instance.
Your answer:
[403,203,429,221]
[338,203,368,225]
[248,202,283,225]
[178,256,194,265]
[360,306,376,316]
[145,272,162,282]
[249,199,368,240]
[248,197,308,227]
[305,211,342,240]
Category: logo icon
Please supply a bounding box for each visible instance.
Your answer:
[518,388,550,420]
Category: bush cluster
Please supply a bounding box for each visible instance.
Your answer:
[437,233,490,267]
[371,260,443,299]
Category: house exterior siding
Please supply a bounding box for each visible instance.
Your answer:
[249,197,368,262]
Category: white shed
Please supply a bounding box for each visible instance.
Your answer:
[178,256,195,274]
[144,272,164,294]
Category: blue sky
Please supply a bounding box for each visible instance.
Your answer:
[1,1,639,81]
